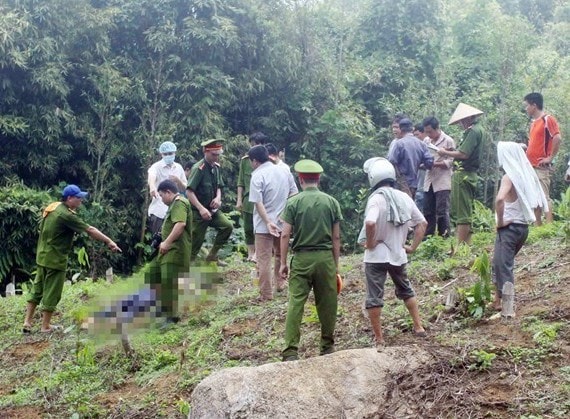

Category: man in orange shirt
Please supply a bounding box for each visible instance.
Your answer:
[523,92,562,225]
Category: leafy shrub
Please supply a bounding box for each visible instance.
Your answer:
[526,223,562,244]
[0,179,53,287]
[471,200,495,233]
[414,235,450,261]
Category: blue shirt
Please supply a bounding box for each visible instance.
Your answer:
[389,133,434,189]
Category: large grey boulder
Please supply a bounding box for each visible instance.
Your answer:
[189,345,434,419]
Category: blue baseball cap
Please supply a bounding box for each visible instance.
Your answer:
[62,184,88,199]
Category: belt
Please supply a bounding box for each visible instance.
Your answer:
[294,248,330,253]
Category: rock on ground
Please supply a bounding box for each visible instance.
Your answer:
[189,345,434,419]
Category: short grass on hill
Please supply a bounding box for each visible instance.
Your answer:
[1,220,569,418]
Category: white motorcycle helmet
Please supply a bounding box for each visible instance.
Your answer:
[363,157,396,189]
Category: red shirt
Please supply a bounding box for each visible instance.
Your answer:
[526,115,560,167]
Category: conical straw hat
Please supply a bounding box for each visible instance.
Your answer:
[448,103,484,125]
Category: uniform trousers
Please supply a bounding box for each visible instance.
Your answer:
[190,210,233,259]
[283,250,337,357]
[27,266,66,312]
[146,260,187,317]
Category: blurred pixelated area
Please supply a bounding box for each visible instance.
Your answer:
[83,266,222,337]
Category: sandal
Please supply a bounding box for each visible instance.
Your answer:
[412,330,428,338]
[40,325,63,333]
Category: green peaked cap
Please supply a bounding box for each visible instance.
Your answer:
[294,159,324,174]
[200,138,225,147]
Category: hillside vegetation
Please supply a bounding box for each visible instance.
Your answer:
[1,217,569,418]
[2,0,569,279]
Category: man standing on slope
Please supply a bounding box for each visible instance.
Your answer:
[23,185,121,333]
[237,132,268,262]
[186,139,233,265]
[279,160,342,361]
[147,141,187,237]
[360,158,427,351]
[523,92,562,225]
[437,103,485,245]
[248,145,297,301]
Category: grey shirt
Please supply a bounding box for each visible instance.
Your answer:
[249,161,298,234]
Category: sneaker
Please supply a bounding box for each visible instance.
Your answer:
[375,341,385,352]
[282,354,299,362]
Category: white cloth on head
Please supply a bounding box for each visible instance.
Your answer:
[497,142,548,223]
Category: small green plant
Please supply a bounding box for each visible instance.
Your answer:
[471,200,495,233]
[459,251,492,319]
[469,349,496,371]
[150,350,179,370]
[437,258,459,280]
[76,341,96,367]
[414,235,449,261]
[522,317,562,348]
[177,399,191,415]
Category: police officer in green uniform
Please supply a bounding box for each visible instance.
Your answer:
[23,185,122,334]
[147,179,192,323]
[279,160,343,361]
[438,103,485,245]
[236,132,268,262]
[186,139,233,265]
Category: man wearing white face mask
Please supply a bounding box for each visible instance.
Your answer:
[148,141,187,238]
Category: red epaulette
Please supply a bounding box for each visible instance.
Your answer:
[199,163,205,170]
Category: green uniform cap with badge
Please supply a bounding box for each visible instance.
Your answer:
[201,139,225,154]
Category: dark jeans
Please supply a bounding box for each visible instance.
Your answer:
[492,223,528,297]
[424,186,450,237]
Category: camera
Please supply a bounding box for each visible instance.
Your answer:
[150,233,162,249]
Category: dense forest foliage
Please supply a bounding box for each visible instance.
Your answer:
[1,0,569,279]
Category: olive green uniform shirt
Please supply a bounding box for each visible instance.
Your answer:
[187,159,225,211]
[237,155,254,213]
[281,187,343,251]
[36,202,89,271]
[159,196,192,267]
[457,122,484,172]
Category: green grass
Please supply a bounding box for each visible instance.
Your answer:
[1,220,568,417]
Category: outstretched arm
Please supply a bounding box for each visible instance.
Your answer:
[86,226,122,252]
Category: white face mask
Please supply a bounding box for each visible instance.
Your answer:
[163,155,175,165]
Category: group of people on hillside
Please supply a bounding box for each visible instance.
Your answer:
[22,92,566,361]
[382,93,563,320]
